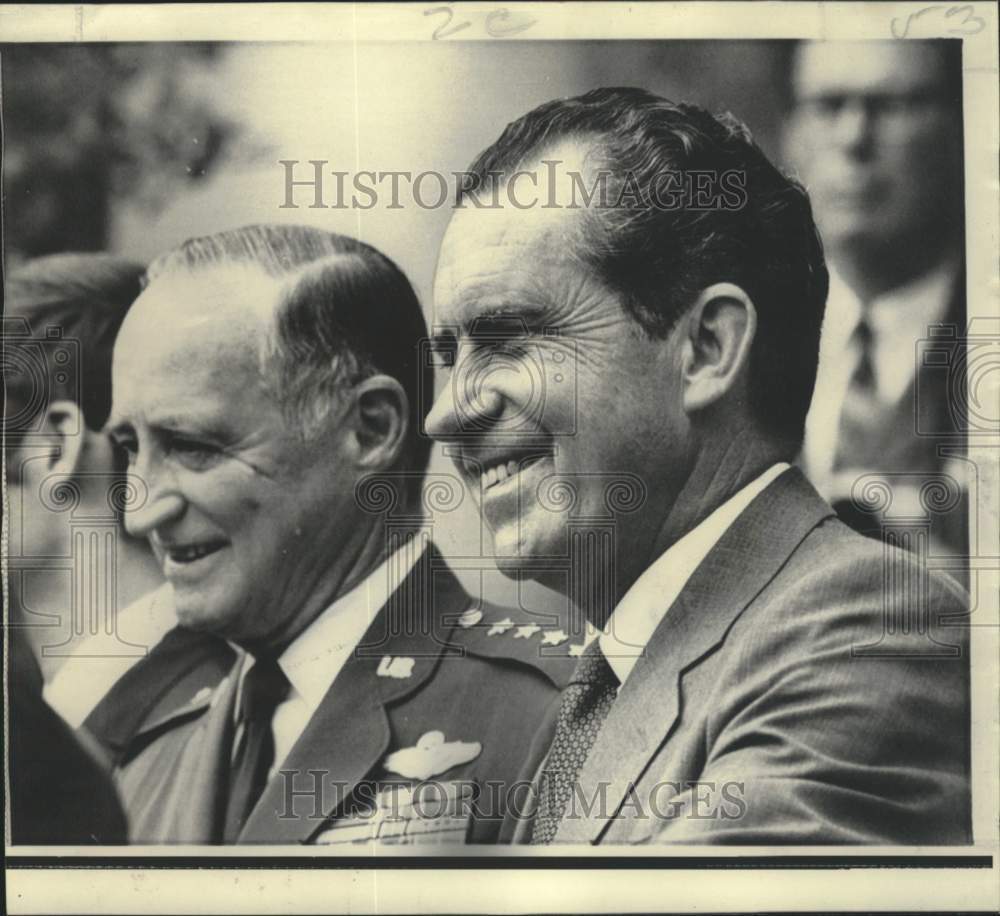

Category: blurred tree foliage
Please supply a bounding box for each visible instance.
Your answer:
[1,43,237,261]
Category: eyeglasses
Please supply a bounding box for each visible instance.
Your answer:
[794,89,951,133]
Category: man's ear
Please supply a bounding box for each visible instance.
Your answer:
[43,400,88,474]
[351,375,409,472]
[680,283,757,415]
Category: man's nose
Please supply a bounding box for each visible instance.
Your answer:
[122,465,185,539]
[833,101,876,158]
[424,372,504,440]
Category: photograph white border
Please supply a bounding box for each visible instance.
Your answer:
[2,2,998,912]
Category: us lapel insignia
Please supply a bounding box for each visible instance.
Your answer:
[487,617,513,636]
[383,730,482,781]
[568,643,585,657]
[541,629,568,646]
[513,624,541,639]
[377,655,415,679]
[458,608,483,628]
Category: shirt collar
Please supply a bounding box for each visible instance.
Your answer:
[237,539,427,716]
[867,258,957,335]
[814,258,959,404]
[598,463,790,686]
[822,259,957,344]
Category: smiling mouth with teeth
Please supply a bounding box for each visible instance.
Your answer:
[472,454,548,492]
[167,542,226,564]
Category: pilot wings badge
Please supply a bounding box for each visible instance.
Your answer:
[383,730,482,781]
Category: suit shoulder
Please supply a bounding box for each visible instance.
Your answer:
[447,602,580,690]
[735,514,969,665]
[769,514,968,611]
[85,627,237,761]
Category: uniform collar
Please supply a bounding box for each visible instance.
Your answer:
[236,540,427,717]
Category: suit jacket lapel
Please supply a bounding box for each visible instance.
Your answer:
[238,652,392,844]
[181,669,240,842]
[127,665,239,844]
[86,625,236,765]
[555,468,834,844]
[237,546,465,844]
[918,269,967,440]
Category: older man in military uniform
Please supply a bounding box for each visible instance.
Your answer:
[95,224,570,844]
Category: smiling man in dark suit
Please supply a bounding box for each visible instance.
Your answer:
[99,223,570,845]
[425,88,971,845]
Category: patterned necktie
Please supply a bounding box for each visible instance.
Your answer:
[223,656,290,842]
[530,642,619,845]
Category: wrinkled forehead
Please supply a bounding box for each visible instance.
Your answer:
[434,202,588,325]
[793,41,946,99]
[434,149,603,324]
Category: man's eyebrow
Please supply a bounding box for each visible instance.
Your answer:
[461,303,550,334]
[108,411,227,438]
[430,327,458,348]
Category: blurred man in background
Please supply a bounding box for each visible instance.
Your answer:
[785,40,967,559]
[4,254,165,677]
[4,253,158,843]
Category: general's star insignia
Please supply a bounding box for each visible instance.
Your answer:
[568,643,585,657]
[487,617,514,636]
[541,629,568,646]
[458,608,483,628]
[383,730,482,781]
[377,655,415,679]
[513,624,541,639]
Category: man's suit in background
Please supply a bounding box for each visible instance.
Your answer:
[8,631,127,844]
[506,468,970,845]
[802,262,968,566]
[89,548,574,845]
[82,623,237,769]
[45,583,188,730]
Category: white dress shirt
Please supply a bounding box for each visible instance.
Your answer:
[235,539,426,779]
[803,260,957,497]
[593,463,791,687]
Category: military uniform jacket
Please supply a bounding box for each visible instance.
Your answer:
[96,550,575,845]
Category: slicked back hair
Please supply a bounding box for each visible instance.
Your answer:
[145,224,432,488]
[459,87,829,452]
[5,253,146,432]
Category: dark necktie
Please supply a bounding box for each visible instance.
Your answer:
[530,642,618,845]
[833,306,883,473]
[223,656,290,842]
